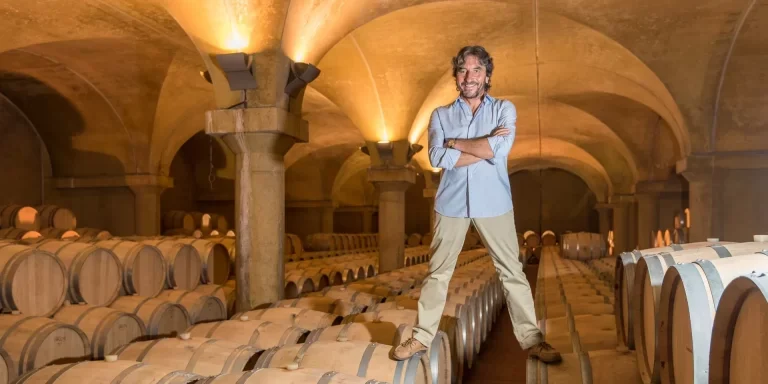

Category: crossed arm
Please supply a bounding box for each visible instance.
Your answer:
[428,103,517,170]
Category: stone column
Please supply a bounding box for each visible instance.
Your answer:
[635,193,659,249]
[206,107,308,311]
[368,167,416,273]
[362,209,374,233]
[677,156,715,242]
[127,175,173,236]
[423,188,437,231]
[593,203,612,240]
[321,206,334,233]
[611,195,635,254]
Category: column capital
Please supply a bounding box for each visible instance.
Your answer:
[676,154,714,183]
[593,203,613,211]
[368,166,416,190]
[636,178,684,195]
[50,174,174,191]
[205,107,309,150]
[609,194,636,205]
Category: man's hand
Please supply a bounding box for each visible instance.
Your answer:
[490,127,511,137]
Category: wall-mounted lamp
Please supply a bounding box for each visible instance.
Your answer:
[407,144,423,162]
[215,52,258,91]
[285,62,321,97]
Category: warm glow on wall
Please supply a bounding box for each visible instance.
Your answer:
[224,24,249,51]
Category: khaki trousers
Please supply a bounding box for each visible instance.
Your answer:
[412,209,543,350]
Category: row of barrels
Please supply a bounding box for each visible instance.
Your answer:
[519,230,557,248]
[304,233,379,252]
[0,204,77,231]
[282,246,432,298]
[614,234,768,383]
[0,236,233,317]
[162,210,229,235]
[560,232,606,260]
[1,248,496,384]
[529,245,642,383]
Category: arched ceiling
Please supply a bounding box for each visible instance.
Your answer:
[0,0,767,198]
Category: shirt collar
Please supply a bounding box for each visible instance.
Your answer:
[455,93,493,107]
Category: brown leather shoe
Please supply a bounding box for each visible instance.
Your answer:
[391,337,427,360]
[528,341,562,363]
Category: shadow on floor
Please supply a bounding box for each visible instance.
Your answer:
[462,264,538,384]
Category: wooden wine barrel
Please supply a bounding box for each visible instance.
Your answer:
[194,284,236,317]
[0,313,90,376]
[707,273,768,384]
[137,238,202,290]
[0,240,67,316]
[35,205,76,230]
[306,286,384,307]
[157,289,227,324]
[524,230,540,248]
[187,316,308,350]
[162,210,194,232]
[305,233,334,251]
[209,214,229,232]
[53,303,146,359]
[0,349,12,384]
[174,238,230,284]
[632,241,768,382]
[0,228,41,240]
[525,349,642,384]
[189,211,211,231]
[200,368,388,384]
[73,227,111,241]
[268,297,365,317]
[113,333,262,376]
[541,230,556,246]
[232,308,342,331]
[307,323,452,384]
[0,205,40,231]
[539,311,617,355]
[407,233,423,247]
[24,239,122,306]
[37,228,79,240]
[93,239,167,298]
[109,295,191,338]
[613,239,726,349]
[284,274,315,299]
[14,359,204,383]
[254,340,431,384]
[656,252,768,384]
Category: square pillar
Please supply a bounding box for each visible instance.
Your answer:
[677,156,714,242]
[127,175,173,236]
[593,203,612,240]
[368,166,416,273]
[206,106,308,311]
[610,195,636,253]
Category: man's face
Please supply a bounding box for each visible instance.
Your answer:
[456,55,487,99]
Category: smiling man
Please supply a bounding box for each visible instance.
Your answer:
[391,46,561,364]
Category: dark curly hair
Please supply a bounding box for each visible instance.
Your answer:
[452,46,494,91]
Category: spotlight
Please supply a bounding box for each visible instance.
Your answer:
[285,62,321,97]
[407,143,423,161]
[215,52,257,91]
[376,141,394,162]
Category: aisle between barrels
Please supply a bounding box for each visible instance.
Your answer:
[463,264,537,384]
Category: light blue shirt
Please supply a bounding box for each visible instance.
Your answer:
[428,94,516,218]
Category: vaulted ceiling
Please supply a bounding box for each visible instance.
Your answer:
[1,0,765,202]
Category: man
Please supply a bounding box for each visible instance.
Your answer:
[391,46,561,364]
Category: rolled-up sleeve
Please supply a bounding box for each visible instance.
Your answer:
[428,109,461,170]
[486,100,516,160]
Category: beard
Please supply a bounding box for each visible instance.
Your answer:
[459,81,486,99]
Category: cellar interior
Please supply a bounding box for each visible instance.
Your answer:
[0,0,767,383]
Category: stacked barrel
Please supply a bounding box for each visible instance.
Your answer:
[161,210,229,238]
[612,234,768,384]
[528,245,642,383]
[0,204,111,243]
[560,232,606,260]
[13,247,504,384]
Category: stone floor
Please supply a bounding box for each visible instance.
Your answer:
[463,264,538,384]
